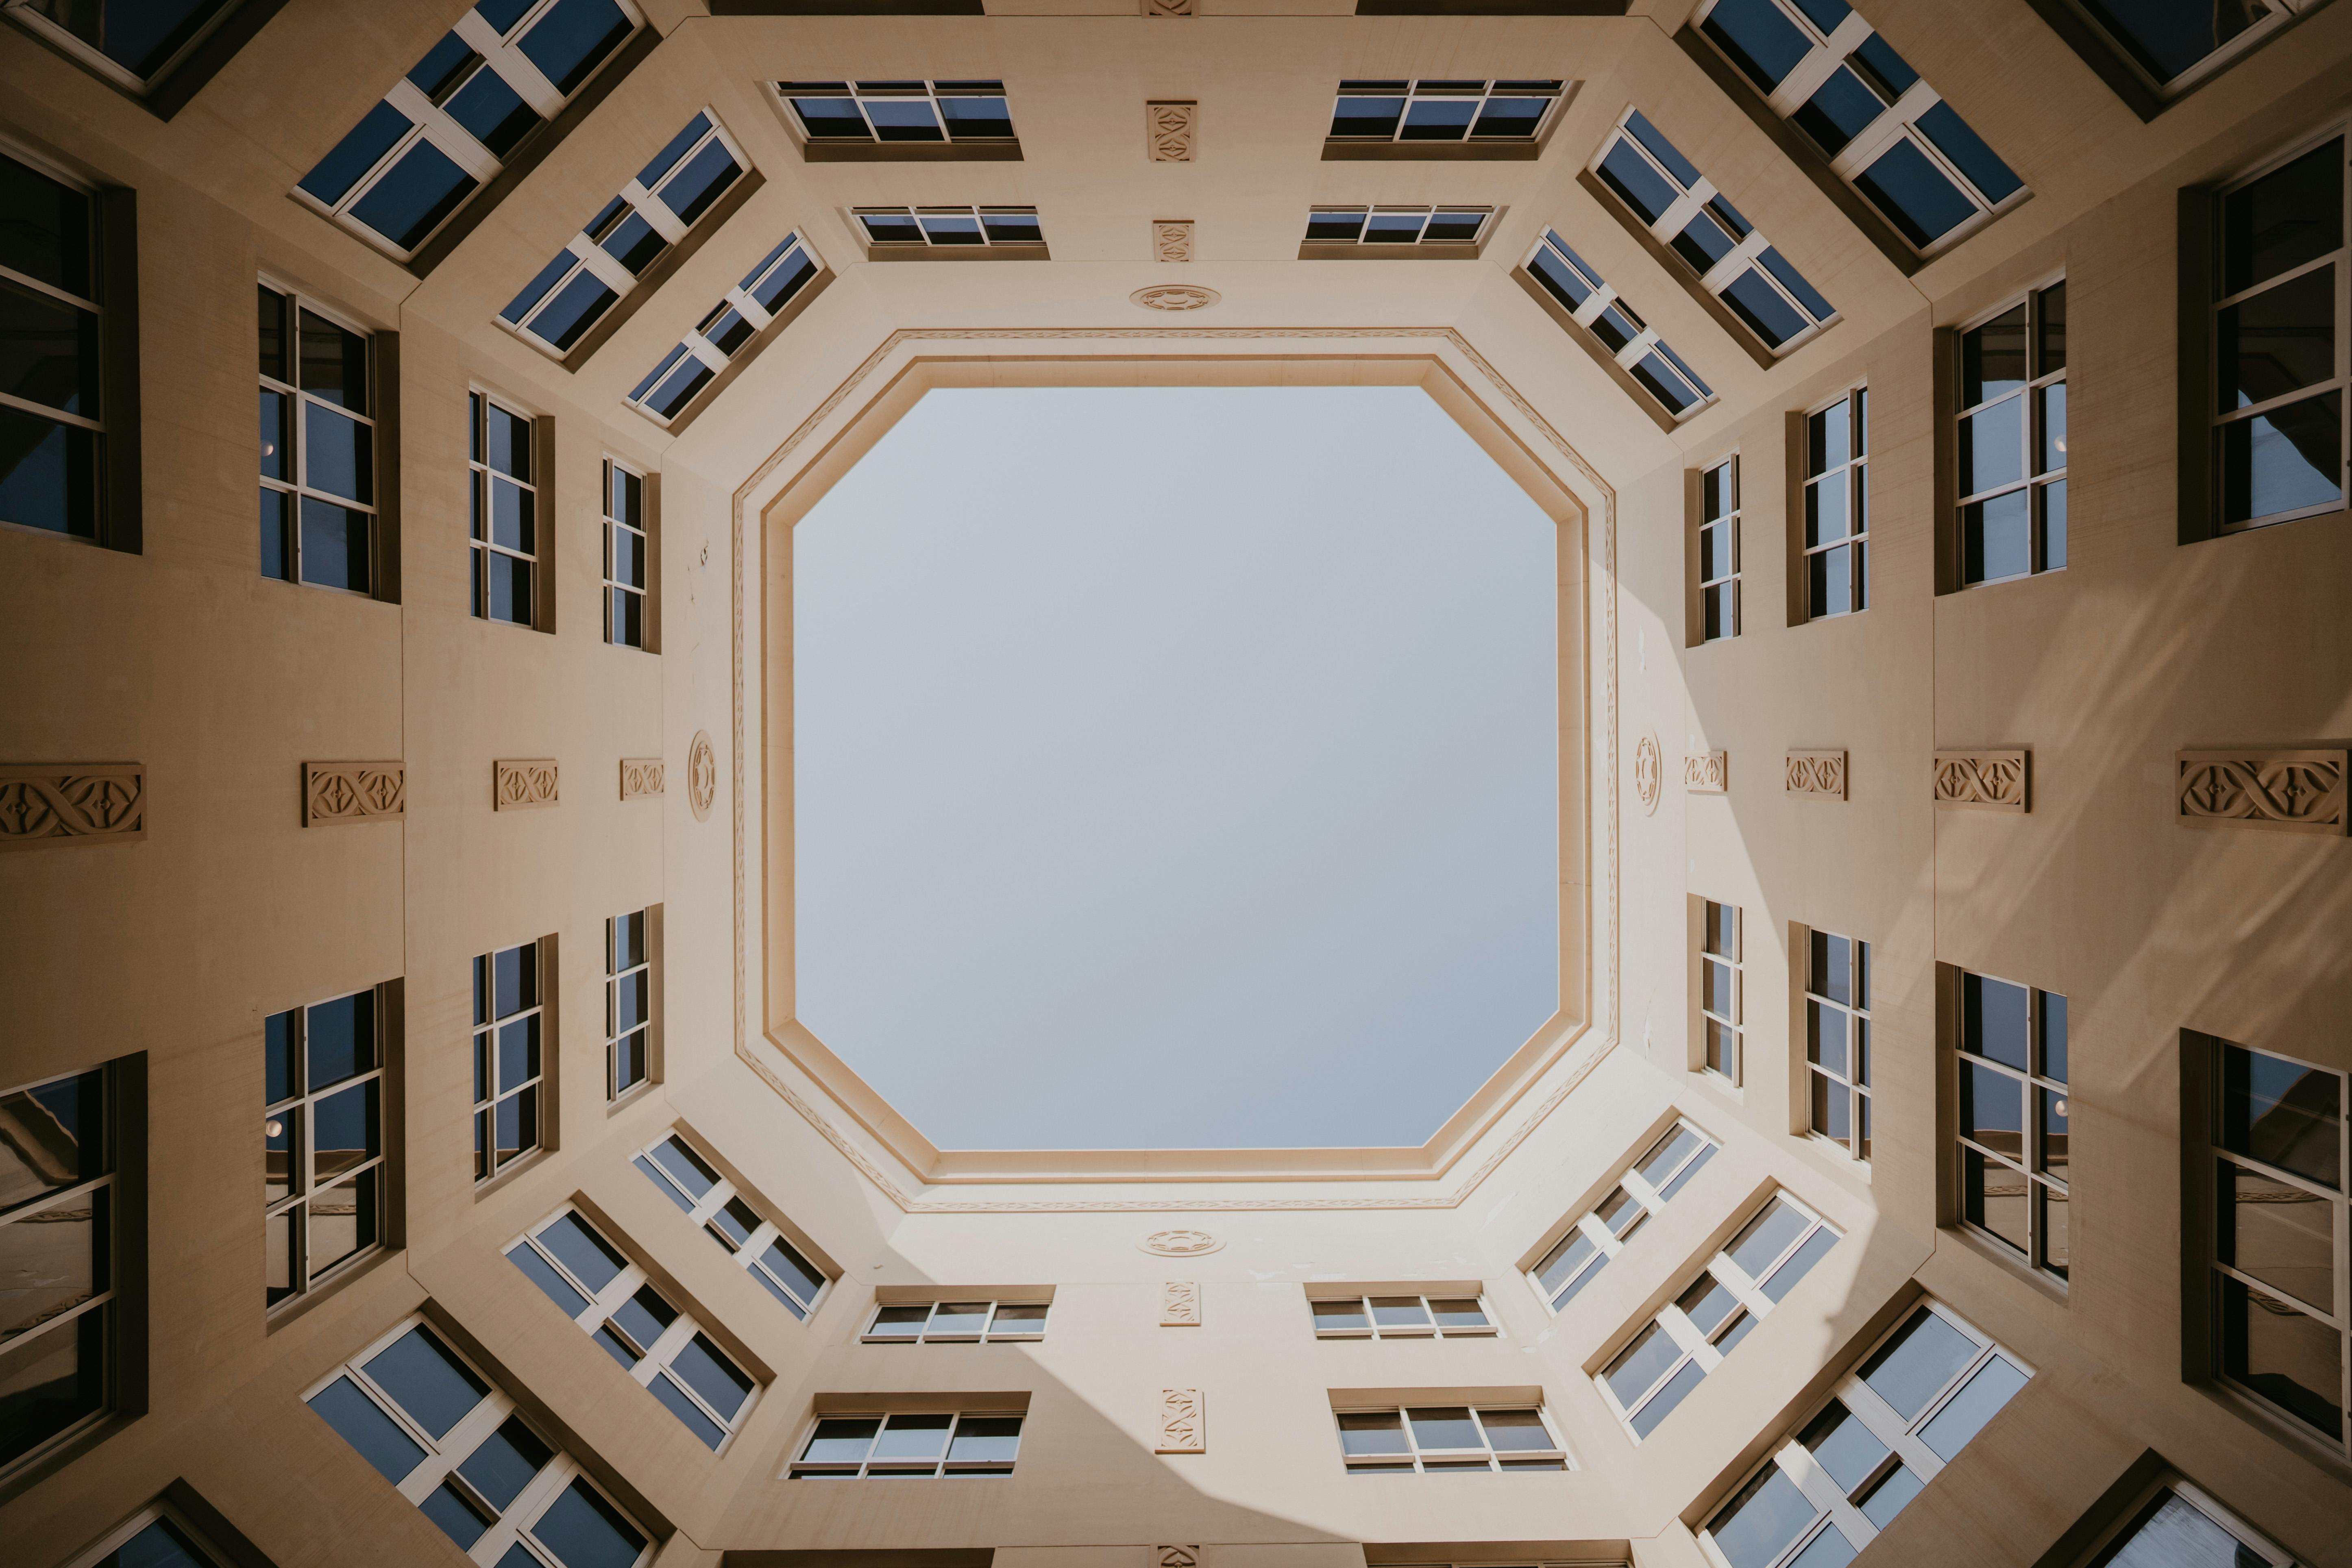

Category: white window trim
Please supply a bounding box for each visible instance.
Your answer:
[1332,1403,1571,1474]
[1527,1118,1721,1313]
[1801,385,1869,618]
[605,909,652,1100]
[2070,1472,2304,1567]
[2060,0,2332,104]
[265,986,388,1313]
[0,142,102,440]
[468,387,541,627]
[853,204,1045,248]
[1592,108,1838,355]
[1804,930,1871,1161]
[1,0,244,95]
[861,1299,1050,1343]
[624,231,822,427]
[61,1500,234,1568]
[1954,971,2069,1281]
[601,455,649,647]
[258,278,379,596]
[1522,230,1717,421]
[1594,1190,1841,1442]
[633,1131,831,1319]
[1326,78,1567,145]
[772,79,1018,146]
[0,1063,115,1481]
[1956,278,2069,585]
[787,1409,1026,1478]
[1303,205,1496,246]
[304,1315,653,1568]
[1696,1299,2034,1568]
[473,939,548,1184]
[1309,1292,1497,1339]
[506,1205,758,1452]
[1700,899,1743,1080]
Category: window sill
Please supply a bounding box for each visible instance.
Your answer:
[1800,1132,1873,1183]
[473,1146,553,1203]
[2193,1379,2352,1485]
[862,244,1051,263]
[1298,242,1488,262]
[606,1079,661,1118]
[1939,1222,2067,1303]
[265,1244,401,1334]
[1692,1067,1744,1102]
[802,142,1022,162]
[1322,141,1545,162]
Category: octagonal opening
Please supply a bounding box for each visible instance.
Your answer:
[788,382,1568,1152]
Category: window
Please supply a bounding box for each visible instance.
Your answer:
[603,458,647,647]
[1697,459,1741,641]
[1802,390,1868,618]
[1301,206,1495,247]
[1596,1191,1840,1440]
[501,110,747,358]
[1805,930,1871,1160]
[1594,108,1838,353]
[2062,0,2332,103]
[2075,1473,2302,1568]
[1699,1300,2032,1568]
[265,989,388,1310]
[473,941,547,1181]
[295,0,642,261]
[1700,901,1743,1079]
[776,80,1015,147]
[863,1300,1048,1342]
[1958,283,2068,584]
[634,1132,831,1318]
[2204,1039,2345,1455]
[625,232,821,425]
[1694,0,2026,255]
[3,0,244,97]
[0,1063,115,1478]
[1310,1294,1495,1338]
[606,910,652,1100]
[305,1318,652,1566]
[1955,972,2070,1281]
[1327,79,1565,145]
[259,283,377,593]
[854,205,1044,250]
[507,1206,758,1451]
[62,1498,238,1568]
[469,391,538,625]
[2,149,107,543]
[1528,1120,1720,1311]
[2209,133,2347,532]
[789,1410,1023,1477]
[1333,1404,1568,1474]
[1523,231,1716,421]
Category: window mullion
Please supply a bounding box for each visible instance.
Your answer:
[1764,42,1842,117]
[570,241,638,297]
[629,185,689,245]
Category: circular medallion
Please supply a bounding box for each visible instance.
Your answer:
[1139,1228,1224,1257]
[1635,732,1662,816]
[688,730,717,822]
[1130,284,1220,312]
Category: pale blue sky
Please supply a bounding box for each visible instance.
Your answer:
[793,386,1557,1150]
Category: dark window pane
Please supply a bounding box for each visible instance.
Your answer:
[2218,265,2336,411]
[1962,302,2027,406]
[533,272,618,351]
[1801,1400,1890,1494]
[539,1213,627,1294]
[259,390,289,480]
[671,1333,752,1421]
[503,253,575,324]
[599,212,667,275]
[0,279,100,417]
[508,1242,592,1316]
[1527,243,1592,310]
[2036,281,2066,372]
[939,95,1014,140]
[307,1375,424,1483]
[1851,32,1919,99]
[859,211,923,245]
[1362,211,1424,244]
[348,141,478,252]
[363,1326,488,1438]
[750,250,817,313]
[649,1137,719,1199]
[651,359,713,419]
[1791,66,1886,157]
[2221,1276,2344,1438]
[298,497,370,593]
[2098,1487,2278,1568]
[1629,1359,1706,1435]
[1631,351,1699,413]
[420,1481,491,1550]
[529,1479,647,1568]
[257,285,288,380]
[298,102,411,207]
[302,403,371,505]
[307,992,375,1086]
[2219,391,2341,525]
[1605,1322,1681,1407]
[1727,1198,1808,1278]
[2081,0,2271,83]
[449,68,540,160]
[2221,1044,2341,1188]
[1964,1148,2030,1252]
[494,1086,538,1166]
[1723,268,1808,347]
[1963,490,2031,584]
[1330,95,1403,139]
[656,142,742,227]
[1753,248,1831,322]
[461,1415,554,1512]
[1959,394,2025,497]
[2221,139,2342,296]
[649,1373,727,1448]
[1599,140,1681,224]
[102,1515,216,1568]
[610,588,644,647]
[980,210,1043,245]
[312,1081,379,1183]
[517,0,634,96]
[406,33,478,100]
[1916,102,2023,203]
[1854,138,1977,248]
[1860,1306,1980,1418]
[1472,96,1548,139]
[0,405,99,538]
[1701,0,1813,92]
[259,487,292,578]
[702,305,754,355]
[1672,211,1739,273]
[0,152,92,300]
[760,1237,826,1304]
[298,309,369,412]
[1400,97,1477,141]
[793,96,869,140]
[489,475,533,553]
[1710,1463,1819,1568]
[864,98,944,142]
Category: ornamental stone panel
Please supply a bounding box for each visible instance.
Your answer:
[1933,750,2028,812]
[1686,750,1728,793]
[1152,220,1195,262]
[303,761,405,825]
[620,758,664,800]
[1161,1281,1200,1326]
[0,764,145,849]
[1787,749,1847,800]
[1147,101,1197,160]
[494,759,559,810]
[2176,749,2347,835]
[1156,1387,1205,1453]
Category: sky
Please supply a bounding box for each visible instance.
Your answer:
[792,385,1558,1150]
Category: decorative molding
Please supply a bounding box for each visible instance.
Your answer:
[688,731,716,822]
[0,764,145,849]
[1160,1281,1200,1326]
[1141,1228,1223,1257]
[1152,220,1195,264]
[1685,750,1728,794]
[303,761,404,825]
[1156,1388,1205,1453]
[1633,732,1661,815]
[494,759,558,811]
[1141,0,1194,15]
[1934,749,2028,813]
[2177,749,2348,835]
[620,758,665,800]
[1130,285,1219,312]
[1786,749,1847,800]
[1147,101,1197,162]
[1157,1550,1200,1568]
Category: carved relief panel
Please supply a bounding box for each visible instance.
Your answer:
[1147,101,1197,161]
[620,758,664,800]
[1152,220,1195,263]
[1786,749,1847,799]
[0,764,146,849]
[1685,750,1728,794]
[303,762,405,825]
[494,759,559,810]
[1156,1387,1205,1453]
[1161,1281,1200,1326]
[2177,749,2347,834]
[1933,750,2028,812]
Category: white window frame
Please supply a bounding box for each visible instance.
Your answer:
[1697,457,1740,642]
[258,279,378,595]
[2209,126,2350,534]
[61,1499,236,1568]
[1591,107,1838,354]
[468,388,540,627]
[1692,0,2027,257]
[1701,900,1742,1080]
[265,987,388,1313]
[292,0,645,262]
[1956,279,2069,584]
[1302,205,1496,247]
[505,1205,759,1453]
[862,1299,1050,1343]
[2071,1472,2303,1567]
[624,231,822,427]
[0,1062,115,1482]
[633,1131,831,1319]
[473,938,547,1184]
[1309,1293,1497,1339]
[773,79,1017,146]
[787,1410,1025,1478]
[2,0,245,95]
[1522,229,1717,421]
[2060,0,2333,104]
[499,109,748,359]
[602,456,649,647]
[1326,78,1567,145]
[1696,1299,2034,1568]
[1801,386,1869,619]
[0,139,105,545]
[1332,1403,1570,1475]
[1955,971,2070,1282]
[1527,1119,1721,1313]
[853,205,1044,248]
[303,1315,653,1568]
[605,909,652,1101]
[1804,929,1871,1161]
[1594,1190,1841,1443]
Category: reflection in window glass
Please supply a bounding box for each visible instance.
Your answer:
[1529,1120,1719,1311]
